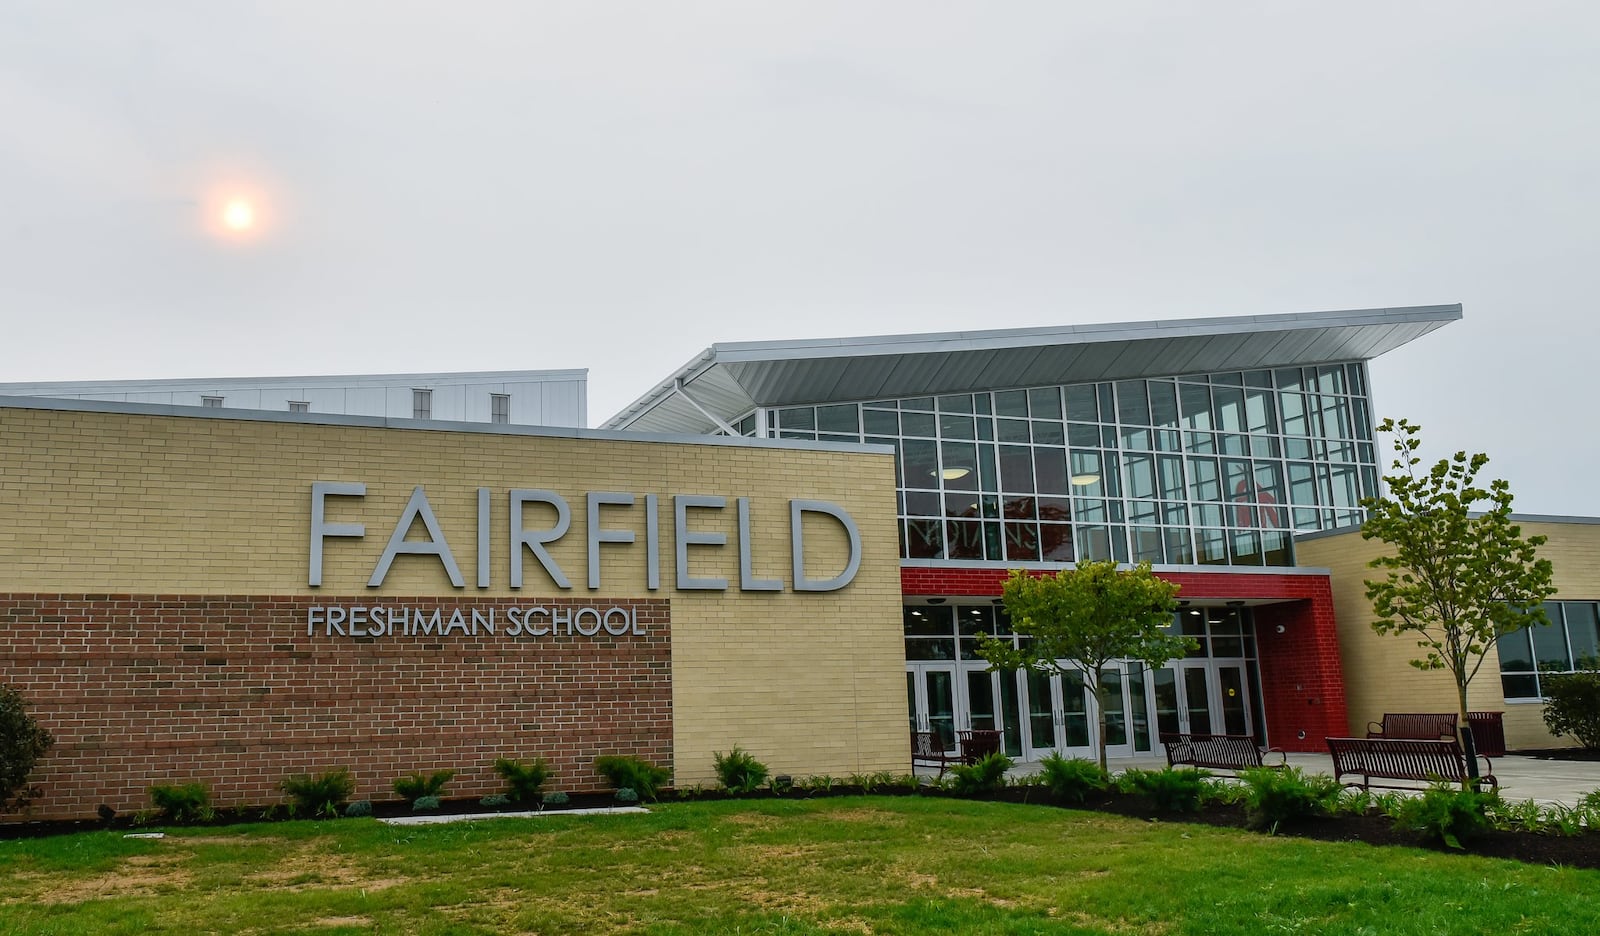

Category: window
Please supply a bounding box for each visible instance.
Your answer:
[413,389,432,420]
[490,393,510,425]
[288,401,309,413]
[201,396,223,408]
[1500,601,1600,700]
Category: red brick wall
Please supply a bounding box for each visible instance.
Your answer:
[899,566,1348,752]
[2,594,672,821]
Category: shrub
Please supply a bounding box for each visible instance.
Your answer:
[615,787,640,804]
[344,800,373,818]
[1542,672,1600,750]
[149,782,214,824]
[0,685,55,813]
[480,793,511,808]
[948,752,1014,795]
[394,769,455,805]
[493,757,552,803]
[281,768,355,817]
[1237,767,1342,832]
[412,795,442,812]
[542,791,569,807]
[1037,753,1108,803]
[801,775,838,794]
[593,755,670,801]
[712,746,770,794]
[1117,767,1208,813]
[1391,781,1496,849]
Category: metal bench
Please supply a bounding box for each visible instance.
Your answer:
[957,729,1002,764]
[1366,712,1457,741]
[1161,732,1284,773]
[911,731,961,778]
[1326,737,1497,790]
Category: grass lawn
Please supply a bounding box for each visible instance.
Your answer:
[1,796,1595,934]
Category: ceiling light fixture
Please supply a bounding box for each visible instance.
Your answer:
[1070,474,1100,486]
[940,467,971,481]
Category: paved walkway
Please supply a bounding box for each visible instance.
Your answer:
[991,751,1600,806]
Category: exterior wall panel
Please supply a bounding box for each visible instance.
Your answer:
[1297,520,1600,751]
[0,404,904,820]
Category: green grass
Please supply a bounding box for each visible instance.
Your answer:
[0,797,1596,934]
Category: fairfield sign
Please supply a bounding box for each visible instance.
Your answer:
[308,482,863,594]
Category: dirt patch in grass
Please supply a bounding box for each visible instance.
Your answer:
[9,848,194,905]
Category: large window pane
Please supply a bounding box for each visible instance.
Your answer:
[906,519,944,559]
[817,404,859,434]
[1212,385,1246,433]
[1000,445,1035,492]
[1029,387,1063,419]
[1569,602,1600,668]
[995,390,1029,418]
[1180,383,1212,430]
[1149,381,1180,428]
[1065,384,1098,422]
[1498,626,1534,671]
[1035,447,1070,495]
[1532,604,1572,671]
[1116,381,1151,425]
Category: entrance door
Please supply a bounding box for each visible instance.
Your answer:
[1021,670,1094,761]
[906,663,959,754]
[964,666,1024,758]
[1151,662,1253,738]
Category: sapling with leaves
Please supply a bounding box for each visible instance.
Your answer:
[1361,418,1555,780]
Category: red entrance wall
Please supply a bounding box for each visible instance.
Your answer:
[899,566,1346,753]
[2,594,672,821]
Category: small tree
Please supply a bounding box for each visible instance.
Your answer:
[1361,418,1556,778]
[976,561,1191,770]
[1,685,55,813]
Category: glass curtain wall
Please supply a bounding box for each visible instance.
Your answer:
[771,363,1378,568]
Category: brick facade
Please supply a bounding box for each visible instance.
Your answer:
[900,565,1348,752]
[3,594,671,817]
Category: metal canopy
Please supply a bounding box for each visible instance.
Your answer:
[603,304,1461,433]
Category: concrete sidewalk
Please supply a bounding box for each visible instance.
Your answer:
[993,751,1600,806]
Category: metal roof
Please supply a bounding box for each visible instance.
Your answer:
[602,304,1461,433]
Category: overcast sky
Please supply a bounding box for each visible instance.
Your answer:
[3,3,1597,513]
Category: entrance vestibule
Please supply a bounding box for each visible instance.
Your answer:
[904,603,1264,762]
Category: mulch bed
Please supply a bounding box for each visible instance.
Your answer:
[5,784,1599,869]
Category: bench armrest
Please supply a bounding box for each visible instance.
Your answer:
[1365,721,1384,737]
[1262,747,1287,768]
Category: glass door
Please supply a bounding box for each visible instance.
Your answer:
[1153,661,1254,738]
[906,663,959,754]
[1022,669,1060,760]
[1216,663,1252,737]
[964,666,1024,758]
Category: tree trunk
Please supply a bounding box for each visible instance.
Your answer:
[1457,682,1480,784]
[1094,677,1110,772]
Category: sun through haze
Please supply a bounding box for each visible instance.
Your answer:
[2,3,1600,511]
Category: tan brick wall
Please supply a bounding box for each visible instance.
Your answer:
[0,405,907,818]
[1297,519,1600,751]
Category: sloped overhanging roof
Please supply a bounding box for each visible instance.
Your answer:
[603,304,1461,433]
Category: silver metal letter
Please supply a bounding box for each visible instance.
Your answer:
[309,481,365,587]
[645,493,660,591]
[790,499,863,592]
[738,497,782,591]
[586,492,636,590]
[368,486,465,587]
[510,489,572,589]
[477,487,491,589]
[674,494,728,590]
